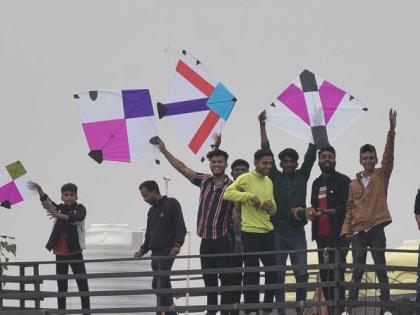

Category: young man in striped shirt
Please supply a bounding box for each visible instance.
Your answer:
[158,138,234,315]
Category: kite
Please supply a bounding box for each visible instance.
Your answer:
[266,69,368,148]
[0,161,36,209]
[74,89,160,164]
[158,50,237,161]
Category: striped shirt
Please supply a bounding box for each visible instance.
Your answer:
[193,173,234,240]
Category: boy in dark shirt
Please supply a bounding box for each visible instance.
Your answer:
[28,181,90,315]
[135,180,186,315]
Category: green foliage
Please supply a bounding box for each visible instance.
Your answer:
[0,235,16,281]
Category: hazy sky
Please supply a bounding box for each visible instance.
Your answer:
[1,0,420,267]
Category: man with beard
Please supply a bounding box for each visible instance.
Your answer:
[341,109,397,315]
[135,180,186,315]
[306,146,351,313]
[258,111,317,315]
[158,138,234,315]
[224,149,277,315]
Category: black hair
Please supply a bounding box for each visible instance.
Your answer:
[139,180,160,194]
[254,149,274,161]
[318,146,336,158]
[231,159,250,170]
[61,183,78,194]
[278,148,299,161]
[360,144,377,158]
[207,149,229,162]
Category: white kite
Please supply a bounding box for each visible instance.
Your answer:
[266,69,367,147]
[74,89,160,164]
[0,161,37,209]
[158,50,237,161]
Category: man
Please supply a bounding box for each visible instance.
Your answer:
[229,159,250,315]
[414,187,420,314]
[158,138,233,315]
[306,146,351,313]
[341,109,397,315]
[224,149,277,315]
[135,180,186,315]
[259,110,317,314]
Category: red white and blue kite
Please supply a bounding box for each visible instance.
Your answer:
[74,89,160,164]
[0,161,36,209]
[266,69,367,147]
[158,50,237,161]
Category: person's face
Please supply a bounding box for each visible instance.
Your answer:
[360,151,377,172]
[140,187,157,205]
[280,156,298,174]
[254,156,273,176]
[61,191,78,205]
[231,165,249,180]
[318,151,336,173]
[209,155,227,176]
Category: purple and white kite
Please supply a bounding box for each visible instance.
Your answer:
[0,161,36,209]
[74,90,160,164]
[266,69,367,147]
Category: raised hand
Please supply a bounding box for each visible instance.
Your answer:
[27,181,44,196]
[157,137,167,153]
[213,133,221,150]
[258,110,267,125]
[389,108,397,130]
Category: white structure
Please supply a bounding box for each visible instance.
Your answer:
[68,224,154,314]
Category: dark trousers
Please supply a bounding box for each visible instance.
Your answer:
[349,224,390,307]
[316,237,349,313]
[229,254,244,315]
[242,231,277,314]
[56,253,90,315]
[200,237,232,314]
[151,249,177,315]
[416,244,420,312]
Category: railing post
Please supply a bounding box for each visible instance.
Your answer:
[33,263,41,309]
[19,265,25,309]
[333,248,341,315]
[157,257,163,315]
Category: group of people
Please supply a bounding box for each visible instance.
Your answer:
[27,108,419,315]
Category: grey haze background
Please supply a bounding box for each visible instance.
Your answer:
[1,0,420,267]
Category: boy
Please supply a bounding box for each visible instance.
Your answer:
[341,109,397,315]
[135,180,186,315]
[28,181,90,315]
[224,149,277,315]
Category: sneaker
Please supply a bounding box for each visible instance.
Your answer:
[383,312,392,315]
[341,312,350,315]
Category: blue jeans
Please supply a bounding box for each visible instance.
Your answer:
[274,228,309,306]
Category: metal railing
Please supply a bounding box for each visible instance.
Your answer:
[0,247,419,314]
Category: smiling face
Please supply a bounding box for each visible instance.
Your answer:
[280,156,298,174]
[209,155,227,176]
[255,155,273,176]
[318,150,336,173]
[360,151,378,173]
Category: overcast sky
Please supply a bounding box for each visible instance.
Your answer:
[1,1,420,268]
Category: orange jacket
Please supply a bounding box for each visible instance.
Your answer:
[341,130,395,235]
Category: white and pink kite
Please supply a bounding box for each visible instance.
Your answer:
[266,69,367,147]
[158,50,237,161]
[74,90,160,164]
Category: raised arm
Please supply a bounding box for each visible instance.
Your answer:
[300,143,317,181]
[158,138,196,183]
[259,110,270,148]
[381,109,396,180]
